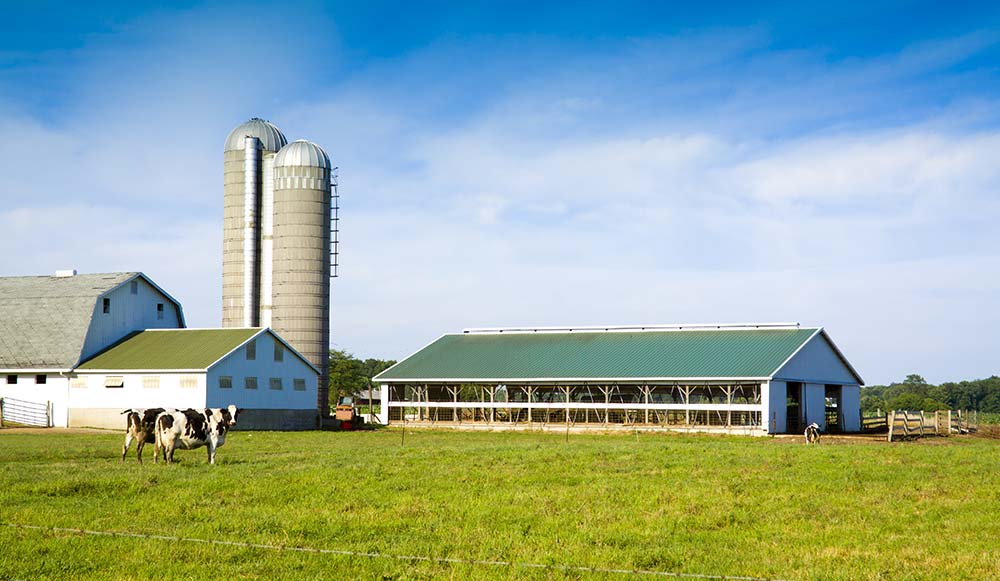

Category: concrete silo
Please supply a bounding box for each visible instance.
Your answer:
[223,118,334,420]
[222,118,287,328]
[271,140,333,414]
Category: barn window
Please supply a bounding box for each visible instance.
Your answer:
[245,340,256,360]
[35,374,47,384]
[293,378,306,391]
[179,375,198,389]
[157,303,164,320]
[274,343,284,362]
[244,376,258,390]
[269,377,283,390]
[142,376,160,389]
[70,377,87,389]
[102,298,111,314]
[6,375,16,384]
[219,376,233,389]
[130,280,138,295]
[105,376,124,388]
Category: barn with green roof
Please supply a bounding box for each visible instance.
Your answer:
[373,323,864,434]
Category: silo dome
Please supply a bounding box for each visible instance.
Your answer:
[274,140,332,170]
[224,118,288,152]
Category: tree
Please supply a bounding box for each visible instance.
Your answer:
[327,348,396,410]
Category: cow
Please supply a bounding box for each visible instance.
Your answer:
[154,405,240,465]
[804,422,821,444]
[121,408,171,464]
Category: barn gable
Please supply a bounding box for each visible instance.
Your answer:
[771,330,863,385]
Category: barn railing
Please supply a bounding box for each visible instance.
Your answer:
[0,397,52,428]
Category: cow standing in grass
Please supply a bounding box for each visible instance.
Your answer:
[154,405,239,465]
[121,408,171,464]
[804,422,821,444]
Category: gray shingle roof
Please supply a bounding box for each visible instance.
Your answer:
[0,272,138,369]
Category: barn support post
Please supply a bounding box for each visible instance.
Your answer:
[564,386,571,424]
[643,384,650,425]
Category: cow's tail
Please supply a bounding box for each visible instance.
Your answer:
[153,413,165,463]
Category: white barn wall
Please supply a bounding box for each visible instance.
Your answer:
[206,332,318,430]
[767,380,787,433]
[773,334,858,385]
[68,372,207,428]
[841,386,861,432]
[804,383,827,430]
[80,276,183,363]
[0,374,69,427]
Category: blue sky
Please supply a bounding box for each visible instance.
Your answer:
[1,1,999,384]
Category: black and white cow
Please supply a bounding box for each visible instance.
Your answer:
[121,408,171,464]
[804,422,821,445]
[154,405,240,465]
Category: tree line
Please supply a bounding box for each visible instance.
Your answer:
[861,374,1000,413]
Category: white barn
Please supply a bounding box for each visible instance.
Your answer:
[0,271,319,429]
[0,272,184,426]
[74,328,319,430]
[374,323,864,435]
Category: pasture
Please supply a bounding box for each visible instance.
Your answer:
[0,428,998,580]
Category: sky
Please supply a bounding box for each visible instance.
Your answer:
[1,1,999,385]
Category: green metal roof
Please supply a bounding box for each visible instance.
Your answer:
[77,328,260,370]
[374,328,821,383]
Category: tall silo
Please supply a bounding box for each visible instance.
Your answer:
[222,118,287,328]
[271,140,333,414]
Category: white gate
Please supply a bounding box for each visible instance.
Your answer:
[0,397,52,427]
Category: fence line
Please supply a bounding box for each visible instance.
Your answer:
[3,522,790,581]
[0,397,51,427]
[886,409,978,442]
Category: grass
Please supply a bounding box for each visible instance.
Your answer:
[1,428,998,580]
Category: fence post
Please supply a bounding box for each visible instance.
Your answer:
[46,401,52,427]
[0,398,4,428]
[919,411,925,436]
[887,410,894,442]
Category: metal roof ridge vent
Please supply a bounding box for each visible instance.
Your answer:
[54,269,77,277]
[462,322,802,334]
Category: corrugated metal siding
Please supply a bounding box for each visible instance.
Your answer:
[376,329,818,381]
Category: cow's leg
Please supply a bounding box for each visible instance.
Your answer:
[122,432,133,463]
[207,440,216,464]
[136,438,145,464]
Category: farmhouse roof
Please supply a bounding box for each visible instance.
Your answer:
[374,323,863,384]
[0,272,178,370]
[77,328,319,373]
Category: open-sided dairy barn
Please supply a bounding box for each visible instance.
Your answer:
[373,323,864,435]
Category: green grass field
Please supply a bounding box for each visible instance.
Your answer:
[1,428,998,580]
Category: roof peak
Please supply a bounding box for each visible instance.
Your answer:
[461,323,804,335]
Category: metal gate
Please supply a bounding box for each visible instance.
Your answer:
[0,397,52,427]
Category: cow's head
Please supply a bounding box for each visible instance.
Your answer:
[222,404,240,428]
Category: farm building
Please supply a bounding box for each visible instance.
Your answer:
[0,271,184,426]
[0,271,318,429]
[373,323,864,435]
[73,328,318,430]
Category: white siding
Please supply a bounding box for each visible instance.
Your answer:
[69,372,207,410]
[841,386,862,432]
[804,383,827,430]
[773,333,859,385]
[0,374,68,426]
[205,332,317,410]
[80,276,183,363]
[766,380,787,433]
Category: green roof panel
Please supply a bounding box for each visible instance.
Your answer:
[77,328,260,370]
[375,328,820,382]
